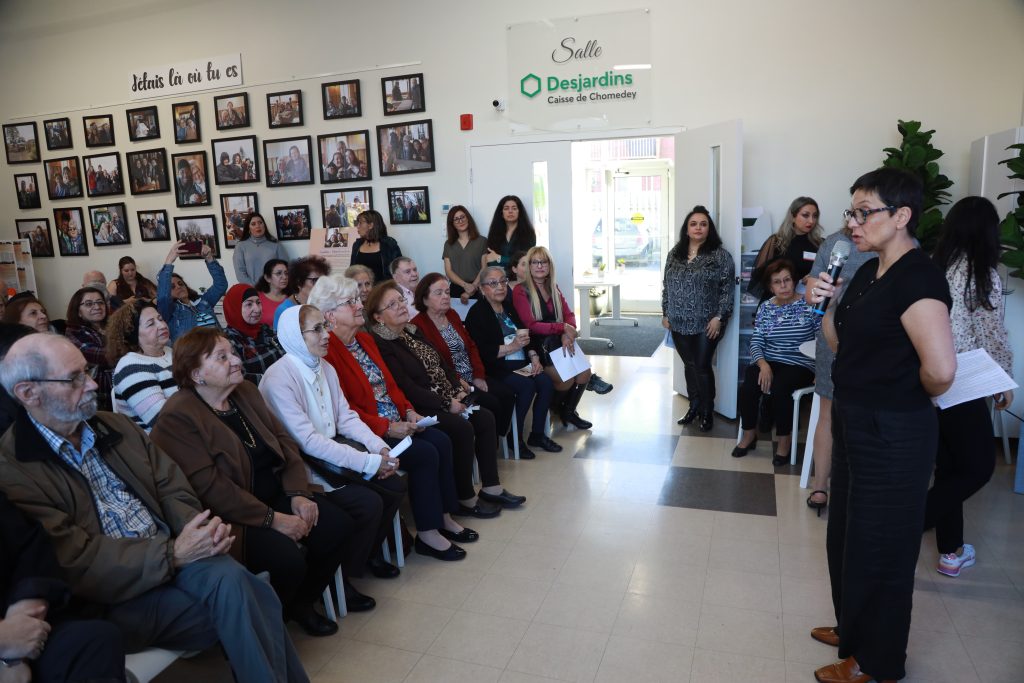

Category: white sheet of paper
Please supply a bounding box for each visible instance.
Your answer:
[388,436,413,458]
[416,415,439,428]
[549,340,592,382]
[934,348,1017,409]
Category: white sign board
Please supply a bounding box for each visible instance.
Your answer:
[128,54,242,100]
[507,10,651,132]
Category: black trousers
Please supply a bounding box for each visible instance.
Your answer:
[385,426,459,530]
[671,330,721,416]
[434,406,500,499]
[473,380,517,437]
[498,370,555,438]
[924,398,995,554]
[737,361,814,436]
[827,400,936,681]
[244,490,359,610]
[33,619,125,683]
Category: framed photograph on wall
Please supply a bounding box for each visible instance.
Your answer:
[16,218,54,257]
[274,205,311,240]
[322,80,361,120]
[83,152,125,197]
[87,203,130,247]
[43,118,72,151]
[219,192,258,249]
[316,131,371,183]
[376,119,434,176]
[43,156,83,200]
[320,187,372,229]
[387,186,430,224]
[263,136,313,187]
[137,209,171,242]
[212,135,260,185]
[170,151,210,207]
[3,122,40,164]
[83,115,115,148]
[14,173,41,209]
[381,73,425,116]
[125,148,170,195]
[53,208,89,256]
[267,90,303,128]
[214,92,250,130]
[172,101,201,143]
[173,214,220,259]
[126,106,160,142]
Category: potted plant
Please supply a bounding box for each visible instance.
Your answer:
[880,120,953,252]
[997,143,1024,276]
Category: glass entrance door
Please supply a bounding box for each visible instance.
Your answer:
[604,167,669,311]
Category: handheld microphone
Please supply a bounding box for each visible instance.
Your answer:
[812,241,851,315]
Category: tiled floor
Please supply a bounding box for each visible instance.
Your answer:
[156,346,1024,682]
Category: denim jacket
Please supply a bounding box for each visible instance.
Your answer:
[157,260,227,342]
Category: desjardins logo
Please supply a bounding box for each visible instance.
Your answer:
[520,71,634,99]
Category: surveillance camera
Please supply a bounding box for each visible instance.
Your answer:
[492,99,507,112]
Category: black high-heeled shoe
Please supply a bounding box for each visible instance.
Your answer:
[677,406,699,425]
[731,440,757,458]
[698,413,713,432]
[772,453,789,467]
[807,490,828,517]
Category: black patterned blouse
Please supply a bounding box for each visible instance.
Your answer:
[661,247,735,335]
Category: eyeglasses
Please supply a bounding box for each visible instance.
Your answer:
[25,364,97,389]
[452,214,468,223]
[301,322,334,335]
[842,206,896,226]
[377,296,407,313]
[335,298,360,309]
[529,259,549,266]
[271,270,288,277]
[481,277,509,287]
[79,299,105,309]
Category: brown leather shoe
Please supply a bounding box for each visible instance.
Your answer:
[810,626,840,647]
[814,657,896,683]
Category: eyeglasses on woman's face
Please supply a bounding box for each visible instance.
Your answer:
[79,298,105,309]
[301,321,334,336]
[481,277,509,288]
[377,295,406,313]
[452,213,468,224]
[529,259,549,267]
[334,297,361,310]
[842,206,895,226]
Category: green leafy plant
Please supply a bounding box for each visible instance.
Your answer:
[880,120,953,251]
[997,143,1024,276]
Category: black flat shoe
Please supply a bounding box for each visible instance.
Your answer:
[367,556,400,579]
[440,527,479,543]
[561,411,593,430]
[343,583,376,613]
[414,536,467,561]
[527,433,563,452]
[731,440,757,458]
[478,488,526,508]
[677,406,698,425]
[698,414,713,432]
[517,442,536,460]
[453,500,502,518]
[289,604,339,637]
[772,453,789,467]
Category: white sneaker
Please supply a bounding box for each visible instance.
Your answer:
[937,544,976,577]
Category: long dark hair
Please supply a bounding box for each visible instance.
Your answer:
[487,195,535,253]
[932,196,1001,311]
[445,205,480,244]
[240,212,277,241]
[668,205,722,261]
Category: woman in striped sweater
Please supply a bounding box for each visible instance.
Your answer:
[106,299,177,432]
[733,260,820,465]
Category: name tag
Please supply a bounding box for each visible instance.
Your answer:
[803,251,816,261]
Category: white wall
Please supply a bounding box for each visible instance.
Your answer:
[2,0,1023,317]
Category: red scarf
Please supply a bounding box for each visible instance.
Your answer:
[224,284,262,338]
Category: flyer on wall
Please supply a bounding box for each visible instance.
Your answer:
[308,227,352,275]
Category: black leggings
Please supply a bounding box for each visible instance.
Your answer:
[923,398,995,554]
[737,361,814,436]
[385,427,459,530]
[671,330,721,416]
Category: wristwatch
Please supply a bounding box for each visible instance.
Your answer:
[0,657,24,667]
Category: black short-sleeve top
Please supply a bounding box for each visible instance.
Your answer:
[832,248,951,411]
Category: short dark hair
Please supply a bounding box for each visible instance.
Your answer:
[849,167,923,233]
[761,259,795,289]
[285,256,331,296]
[256,258,288,293]
[66,286,107,327]
[2,295,44,327]
[390,256,413,276]
[413,273,448,313]
[171,327,226,389]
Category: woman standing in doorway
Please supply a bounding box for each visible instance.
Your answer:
[661,206,735,432]
[484,195,536,274]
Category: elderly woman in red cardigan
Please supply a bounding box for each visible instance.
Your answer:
[409,273,517,440]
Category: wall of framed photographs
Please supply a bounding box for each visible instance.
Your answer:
[0,0,1021,316]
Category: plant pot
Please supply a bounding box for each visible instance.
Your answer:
[589,288,608,316]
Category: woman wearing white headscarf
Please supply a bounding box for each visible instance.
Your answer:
[260,305,470,561]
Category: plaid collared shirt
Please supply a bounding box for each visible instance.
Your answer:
[29,415,159,540]
[226,324,285,384]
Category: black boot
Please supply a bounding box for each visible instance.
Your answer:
[560,383,592,430]
[677,405,699,425]
[551,389,569,426]
[698,412,714,432]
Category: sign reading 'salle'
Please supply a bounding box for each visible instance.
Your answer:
[507,10,651,131]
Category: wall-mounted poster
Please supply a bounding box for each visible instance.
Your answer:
[387,186,430,224]
[53,208,89,256]
[317,131,371,183]
[14,173,41,209]
[376,119,434,176]
[274,205,311,240]
[264,136,313,187]
[126,105,160,141]
[173,214,220,259]
[212,135,259,185]
[83,115,115,148]
[171,151,210,207]
[381,73,425,116]
[219,192,258,248]
[83,152,125,198]
[322,80,361,120]
[137,209,170,242]
[88,203,131,247]
[44,157,83,200]
[3,122,40,164]
[43,118,72,151]
[16,219,54,258]
[126,148,170,195]
[214,92,250,130]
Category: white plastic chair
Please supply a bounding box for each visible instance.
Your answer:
[321,565,347,622]
[500,406,520,460]
[125,649,191,683]
[790,386,815,466]
[379,511,405,568]
[799,393,822,489]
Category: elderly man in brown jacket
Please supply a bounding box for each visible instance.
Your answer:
[0,333,308,683]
